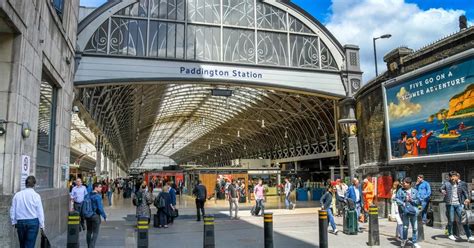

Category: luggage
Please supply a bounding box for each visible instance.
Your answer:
[153,214,159,227]
[251,205,261,216]
[426,209,434,227]
[239,196,246,203]
[343,209,358,235]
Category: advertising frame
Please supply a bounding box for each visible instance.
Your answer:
[382,48,474,164]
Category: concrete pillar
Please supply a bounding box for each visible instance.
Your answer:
[329,166,335,181]
[103,156,108,179]
[95,146,101,179]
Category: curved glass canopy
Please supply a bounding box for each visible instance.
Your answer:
[83,0,338,70]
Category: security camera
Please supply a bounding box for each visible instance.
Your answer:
[72,106,80,114]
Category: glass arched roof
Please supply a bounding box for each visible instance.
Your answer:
[83,0,338,70]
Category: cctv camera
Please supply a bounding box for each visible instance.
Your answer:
[72,106,80,113]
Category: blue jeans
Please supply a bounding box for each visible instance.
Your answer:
[327,208,337,231]
[402,214,418,243]
[256,199,265,215]
[420,200,429,223]
[447,204,472,237]
[16,218,39,248]
[354,202,362,231]
[285,193,293,209]
[107,191,112,206]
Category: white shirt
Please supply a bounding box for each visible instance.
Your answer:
[354,187,360,203]
[70,185,88,203]
[10,188,45,228]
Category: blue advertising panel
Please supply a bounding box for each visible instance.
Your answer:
[384,53,474,161]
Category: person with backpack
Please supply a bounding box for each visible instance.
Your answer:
[284,177,295,210]
[227,179,240,220]
[440,171,473,243]
[83,183,107,248]
[395,177,420,248]
[168,182,177,224]
[345,178,363,233]
[193,180,207,221]
[133,181,152,224]
[320,186,339,235]
[154,185,173,228]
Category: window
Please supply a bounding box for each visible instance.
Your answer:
[51,0,64,19]
[36,79,57,188]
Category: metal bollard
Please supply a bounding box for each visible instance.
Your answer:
[203,215,215,248]
[318,210,328,248]
[417,205,424,242]
[368,205,380,246]
[137,216,149,248]
[67,211,80,248]
[263,213,274,248]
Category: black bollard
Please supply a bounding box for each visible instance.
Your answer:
[137,216,149,248]
[319,210,328,248]
[264,213,274,248]
[67,211,80,248]
[417,205,424,242]
[203,215,215,248]
[368,205,380,246]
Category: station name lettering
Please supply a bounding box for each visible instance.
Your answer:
[180,67,263,79]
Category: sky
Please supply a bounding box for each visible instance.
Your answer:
[80,0,474,83]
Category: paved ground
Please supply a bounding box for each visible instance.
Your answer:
[51,193,473,247]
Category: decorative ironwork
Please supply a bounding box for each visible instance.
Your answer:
[290,35,319,68]
[109,18,147,56]
[257,31,288,66]
[150,0,185,20]
[320,41,338,70]
[84,21,108,54]
[288,15,313,34]
[223,28,255,64]
[187,25,220,61]
[256,2,286,31]
[223,0,254,27]
[188,0,221,24]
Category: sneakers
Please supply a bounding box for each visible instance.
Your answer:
[400,240,407,248]
[468,236,474,243]
[292,203,296,209]
[448,235,457,241]
[333,229,339,235]
[413,243,421,248]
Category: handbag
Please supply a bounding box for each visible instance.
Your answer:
[461,205,474,225]
[403,203,417,215]
[172,208,179,218]
[41,229,51,248]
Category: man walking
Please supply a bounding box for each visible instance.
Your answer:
[10,176,45,248]
[440,171,474,242]
[253,179,265,216]
[86,183,107,248]
[346,178,363,232]
[70,178,88,230]
[193,180,207,221]
[227,179,240,219]
[396,177,420,248]
[415,175,431,224]
[284,177,295,210]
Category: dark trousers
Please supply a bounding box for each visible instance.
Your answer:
[158,209,168,226]
[16,218,39,248]
[73,202,86,230]
[86,214,101,248]
[195,199,206,220]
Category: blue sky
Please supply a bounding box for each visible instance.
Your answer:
[80,0,474,82]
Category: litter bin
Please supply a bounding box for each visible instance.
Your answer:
[312,188,324,201]
[296,188,308,201]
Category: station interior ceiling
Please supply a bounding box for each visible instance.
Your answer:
[70,83,341,170]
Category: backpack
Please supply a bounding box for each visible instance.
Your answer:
[81,194,96,218]
[133,191,143,206]
[154,194,166,209]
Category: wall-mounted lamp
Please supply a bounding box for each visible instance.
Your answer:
[21,122,31,138]
[72,106,80,114]
[0,119,6,136]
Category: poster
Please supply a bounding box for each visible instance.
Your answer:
[377,176,393,199]
[384,54,474,161]
[21,155,30,190]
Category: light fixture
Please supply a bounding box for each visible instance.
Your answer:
[237,130,240,137]
[0,119,6,136]
[261,119,265,128]
[230,148,233,153]
[373,34,392,76]
[244,145,246,150]
[220,138,223,144]
[208,144,211,149]
[284,130,288,139]
[21,122,31,138]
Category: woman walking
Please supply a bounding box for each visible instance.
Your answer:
[133,182,152,223]
[154,185,173,228]
[390,180,403,240]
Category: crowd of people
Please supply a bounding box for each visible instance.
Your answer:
[318,171,473,247]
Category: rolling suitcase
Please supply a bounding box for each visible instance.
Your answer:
[343,209,358,235]
[251,205,261,216]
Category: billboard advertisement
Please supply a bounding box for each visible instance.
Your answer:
[383,51,474,162]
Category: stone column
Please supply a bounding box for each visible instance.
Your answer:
[103,155,108,179]
[95,140,101,181]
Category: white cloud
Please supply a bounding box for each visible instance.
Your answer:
[388,87,422,119]
[326,0,468,83]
